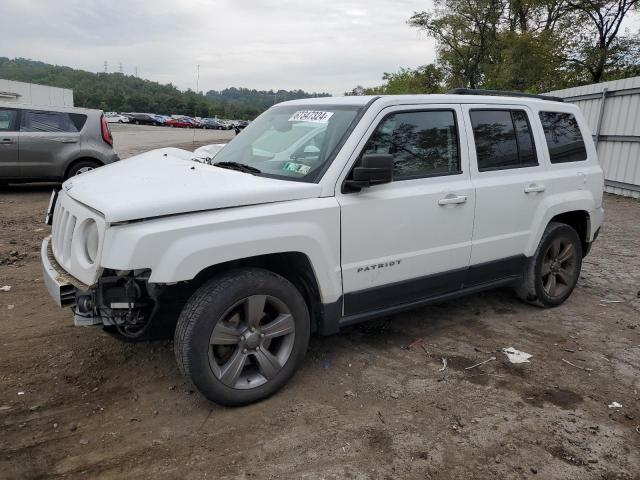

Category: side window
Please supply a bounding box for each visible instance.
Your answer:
[0,108,18,132]
[539,112,587,163]
[69,113,88,131]
[20,110,81,133]
[470,109,538,171]
[361,110,460,180]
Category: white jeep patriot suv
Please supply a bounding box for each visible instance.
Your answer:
[41,90,604,405]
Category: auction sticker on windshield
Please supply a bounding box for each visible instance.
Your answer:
[283,162,312,175]
[288,111,334,123]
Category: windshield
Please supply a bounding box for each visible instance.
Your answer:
[212,104,362,182]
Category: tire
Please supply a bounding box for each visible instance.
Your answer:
[515,222,583,307]
[66,160,101,179]
[174,268,310,406]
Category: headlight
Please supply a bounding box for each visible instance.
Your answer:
[84,219,99,264]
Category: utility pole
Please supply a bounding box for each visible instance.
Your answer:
[193,64,200,143]
[134,66,138,77]
[119,62,123,74]
[104,61,108,73]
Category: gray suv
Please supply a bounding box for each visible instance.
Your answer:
[0,103,119,185]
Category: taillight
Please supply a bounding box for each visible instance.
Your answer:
[101,114,113,146]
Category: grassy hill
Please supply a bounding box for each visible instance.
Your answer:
[0,57,329,119]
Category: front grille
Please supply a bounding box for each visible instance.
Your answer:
[51,200,78,266]
[48,191,105,286]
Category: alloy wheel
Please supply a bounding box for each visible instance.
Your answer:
[75,166,94,175]
[541,237,577,298]
[208,295,295,389]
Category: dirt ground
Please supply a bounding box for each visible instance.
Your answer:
[0,142,639,479]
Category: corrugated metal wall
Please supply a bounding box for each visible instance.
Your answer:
[547,77,640,199]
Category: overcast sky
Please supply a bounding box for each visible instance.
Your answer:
[3,1,639,96]
[2,0,437,95]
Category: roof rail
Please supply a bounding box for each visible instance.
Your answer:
[447,88,564,103]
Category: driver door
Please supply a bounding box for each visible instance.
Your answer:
[337,105,475,317]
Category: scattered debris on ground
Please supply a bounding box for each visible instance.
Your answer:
[502,347,532,363]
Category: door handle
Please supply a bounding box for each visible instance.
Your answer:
[59,138,78,143]
[0,139,13,145]
[524,184,546,193]
[438,194,467,206]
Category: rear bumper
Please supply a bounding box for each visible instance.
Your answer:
[105,151,120,165]
[40,236,76,307]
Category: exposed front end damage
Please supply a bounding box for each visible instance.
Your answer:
[42,236,185,340]
[75,270,189,340]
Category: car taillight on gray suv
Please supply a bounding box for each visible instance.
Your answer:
[101,114,113,146]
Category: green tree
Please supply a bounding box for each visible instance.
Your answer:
[565,0,640,82]
[408,0,504,88]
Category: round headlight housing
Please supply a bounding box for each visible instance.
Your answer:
[84,219,99,264]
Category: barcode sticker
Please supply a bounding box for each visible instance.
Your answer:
[288,110,334,123]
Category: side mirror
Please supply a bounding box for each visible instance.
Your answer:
[344,154,393,192]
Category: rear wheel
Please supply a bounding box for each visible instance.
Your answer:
[174,268,310,406]
[66,160,101,179]
[516,222,582,307]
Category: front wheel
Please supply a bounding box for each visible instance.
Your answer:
[515,222,582,307]
[174,268,310,406]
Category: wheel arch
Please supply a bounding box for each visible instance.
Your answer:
[526,191,598,258]
[548,210,591,256]
[64,156,104,179]
[191,252,325,333]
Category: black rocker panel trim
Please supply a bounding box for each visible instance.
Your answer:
[342,255,526,318]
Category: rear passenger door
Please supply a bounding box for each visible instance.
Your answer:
[464,105,552,281]
[19,110,82,179]
[0,107,20,178]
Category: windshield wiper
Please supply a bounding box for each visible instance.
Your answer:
[213,161,262,175]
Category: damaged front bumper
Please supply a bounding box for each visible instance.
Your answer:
[41,236,100,326]
[41,236,77,307]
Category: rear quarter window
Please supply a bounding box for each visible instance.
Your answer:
[539,112,587,163]
[21,110,87,133]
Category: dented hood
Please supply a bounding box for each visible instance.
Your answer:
[63,148,322,223]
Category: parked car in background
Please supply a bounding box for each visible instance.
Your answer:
[165,117,193,128]
[0,103,119,184]
[199,118,226,130]
[105,113,129,124]
[128,113,161,126]
[149,114,167,126]
[233,120,249,134]
[186,117,200,128]
[40,91,603,405]
[214,119,233,130]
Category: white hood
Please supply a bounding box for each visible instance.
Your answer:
[63,148,322,223]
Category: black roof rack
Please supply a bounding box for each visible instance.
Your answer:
[447,88,564,103]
